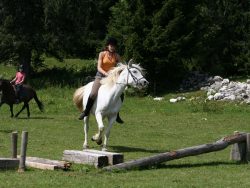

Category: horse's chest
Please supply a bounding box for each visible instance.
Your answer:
[97,99,122,114]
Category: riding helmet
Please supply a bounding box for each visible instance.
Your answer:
[19,64,24,71]
[106,37,118,46]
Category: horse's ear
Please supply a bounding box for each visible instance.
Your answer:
[128,59,133,67]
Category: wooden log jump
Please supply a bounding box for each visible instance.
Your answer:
[104,132,250,171]
[63,150,109,168]
[21,156,71,170]
[0,158,19,169]
[62,150,124,168]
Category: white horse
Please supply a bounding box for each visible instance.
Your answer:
[73,61,149,151]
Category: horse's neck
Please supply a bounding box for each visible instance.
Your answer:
[1,82,15,100]
[105,82,126,101]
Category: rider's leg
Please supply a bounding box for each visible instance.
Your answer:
[116,93,124,124]
[78,78,101,120]
[15,85,20,103]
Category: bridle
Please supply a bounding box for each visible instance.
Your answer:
[116,65,145,86]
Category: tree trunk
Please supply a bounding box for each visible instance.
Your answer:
[18,45,32,79]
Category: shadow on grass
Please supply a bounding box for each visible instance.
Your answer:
[0,129,14,134]
[155,161,238,169]
[110,145,167,154]
[16,117,54,120]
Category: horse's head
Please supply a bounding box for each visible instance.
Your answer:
[124,59,149,89]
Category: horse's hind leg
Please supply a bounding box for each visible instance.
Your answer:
[83,117,89,149]
[26,103,30,117]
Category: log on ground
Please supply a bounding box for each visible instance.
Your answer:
[63,150,108,168]
[0,158,19,169]
[103,133,247,171]
[18,156,71,170]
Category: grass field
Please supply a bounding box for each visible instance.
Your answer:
[1,59,250,188]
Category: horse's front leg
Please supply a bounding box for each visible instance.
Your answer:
[9,104,14,118]
[15,103,26,118]
[83,116,89,149]
[92,113,104,145]
[102,115,116,151]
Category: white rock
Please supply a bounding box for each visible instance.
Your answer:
[224,95,236,101]
[214,93,224,100]
[176,96,186,101]
[213,76,223,82]
[153,97,164,101]
[169,98,178,103]
[207,95,214,100]
[222,79,230,85]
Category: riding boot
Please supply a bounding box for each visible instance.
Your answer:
[116,112,124,124]
[116,93,124,124]
[78,97,95,120]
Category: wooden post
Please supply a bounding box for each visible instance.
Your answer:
[246,133,250,162]
[18,131,28,172]
[11,131,18,158]
[230,131,246,162]
[104,133,247,171]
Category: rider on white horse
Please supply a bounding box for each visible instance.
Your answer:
[78,37,124,123]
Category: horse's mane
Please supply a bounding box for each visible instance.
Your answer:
[100,63,145,87]
[100,64,126,86]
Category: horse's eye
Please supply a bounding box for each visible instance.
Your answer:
[133,70,137,74]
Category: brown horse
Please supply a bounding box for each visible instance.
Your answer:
[0,79,44,118]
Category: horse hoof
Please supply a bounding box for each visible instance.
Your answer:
[83,145,89,150]
[102,147,107,152]
[96,139,102,145]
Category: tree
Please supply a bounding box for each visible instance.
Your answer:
[0,0,119,75]
[0,0,44,75]
[108,0,250,93]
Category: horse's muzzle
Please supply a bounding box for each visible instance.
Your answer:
[138,79,149,88]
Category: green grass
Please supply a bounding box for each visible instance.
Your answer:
[1,60,250,187]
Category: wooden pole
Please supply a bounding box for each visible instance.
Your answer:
[11,131,18,158]
[18,131,28,172]
[230,131,246,162]
[103,133,247,171]
[246,133,250,162]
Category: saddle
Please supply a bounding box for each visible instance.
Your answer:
[12,84,24,101]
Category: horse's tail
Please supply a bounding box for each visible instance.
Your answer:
[34,92,44,112]
[73,86,85,112]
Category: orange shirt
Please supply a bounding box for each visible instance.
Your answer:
[101,51,118,72]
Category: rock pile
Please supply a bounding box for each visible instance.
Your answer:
[201,76,250,103]
[180,71,250,103]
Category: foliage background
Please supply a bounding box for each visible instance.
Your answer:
[0,0,250,93]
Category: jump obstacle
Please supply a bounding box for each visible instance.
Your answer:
[0,131,27,171]
[63,149,124,168]
[2,131,249,171]
[0,131,70,171]
[103,131,250,171]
